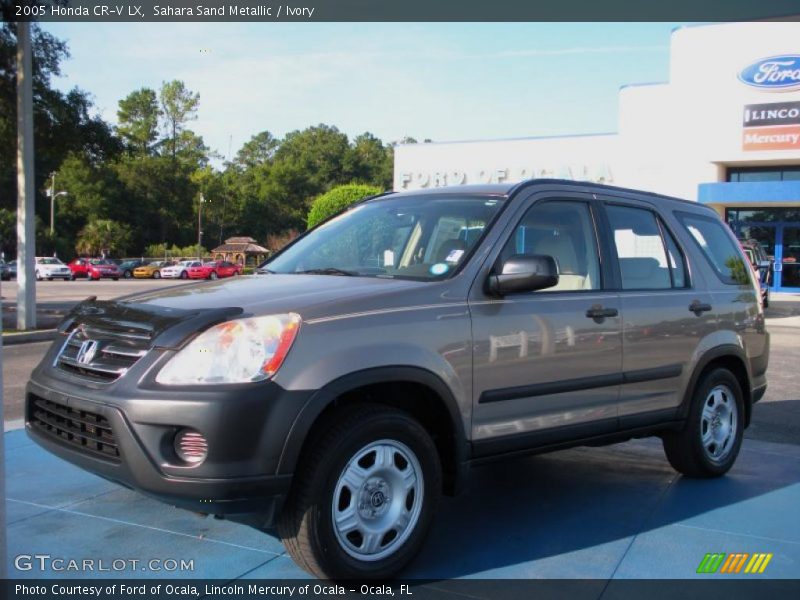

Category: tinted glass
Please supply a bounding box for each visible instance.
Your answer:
[500,200,600,291]
[606,205,671,290]
[679,213,751,285]
[266,195,505,281]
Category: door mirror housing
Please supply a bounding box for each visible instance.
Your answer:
[487,254,559,296]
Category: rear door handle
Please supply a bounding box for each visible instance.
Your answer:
[586,306,619,320]
[689,301,712,315]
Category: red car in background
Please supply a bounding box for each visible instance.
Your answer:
[68,258,121,280]
[186,260,242,280]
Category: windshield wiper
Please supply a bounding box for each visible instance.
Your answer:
[296,267,357,276]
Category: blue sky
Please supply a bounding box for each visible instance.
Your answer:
[42,22,689,160]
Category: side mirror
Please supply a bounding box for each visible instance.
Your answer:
[487,254,559,296]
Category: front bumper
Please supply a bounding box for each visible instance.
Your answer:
[26,349,312,519]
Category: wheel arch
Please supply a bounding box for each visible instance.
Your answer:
[679,345,753,427]
[277,366,469,496]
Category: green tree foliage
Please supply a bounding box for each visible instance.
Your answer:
[144,243,207,259]
[234,130,279,170]
[2,24,406,260]
[159,80,199,160]
[0,23,121,258]
[117,88,160,155]
[75,219,131,257]
[307,184,382,229]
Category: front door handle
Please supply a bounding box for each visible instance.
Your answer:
[689,301,712,315]
[586,306,619,320]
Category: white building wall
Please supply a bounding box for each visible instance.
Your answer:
[394,22,800,200]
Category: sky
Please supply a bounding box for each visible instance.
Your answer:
[42,22,689,161]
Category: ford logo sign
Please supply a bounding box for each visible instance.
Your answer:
[739,55,800,91]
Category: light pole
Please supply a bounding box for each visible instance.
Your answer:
[48,172,68,235]
[197,193,205,261]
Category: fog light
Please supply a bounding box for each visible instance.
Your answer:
[174,429,208,465]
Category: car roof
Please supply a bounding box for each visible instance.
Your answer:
[376,178,704,210]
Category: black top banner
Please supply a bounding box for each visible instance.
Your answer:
[3,0,800,22]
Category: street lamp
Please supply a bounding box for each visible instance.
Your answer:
[48,172,68,235]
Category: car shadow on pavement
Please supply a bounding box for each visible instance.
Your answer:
[388,435,800,579]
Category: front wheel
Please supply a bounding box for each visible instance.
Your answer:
[180,271,188,279]
[662,368,744,478]
[278,405,441,580]
[209,271,218,280]
[124,270,132,279]
[153,271,161,279]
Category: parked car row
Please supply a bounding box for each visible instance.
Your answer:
[0,257,244,282]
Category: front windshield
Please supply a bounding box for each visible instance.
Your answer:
[38,258,63,265]
[89,259,111,265]
[265,194,505,280]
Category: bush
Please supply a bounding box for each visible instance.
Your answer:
[306,184,381,229]
[144,243,207,259]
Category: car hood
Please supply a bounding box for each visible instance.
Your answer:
[123,274,433,322]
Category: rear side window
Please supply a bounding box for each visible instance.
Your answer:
[678,212,751,285]
[606,205,686,290]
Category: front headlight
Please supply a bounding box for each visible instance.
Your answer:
[156,313,301,385]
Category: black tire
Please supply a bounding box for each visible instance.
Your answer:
[46,277,53,281]
[112,277,119,281]
[663,368,745,478]
[209,271,218,280]
[153,271,161,279]
[124,270,132,279]
[180,271,188,279]
[278,404,442,580]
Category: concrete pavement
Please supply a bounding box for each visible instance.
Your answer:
[5,429,800,580]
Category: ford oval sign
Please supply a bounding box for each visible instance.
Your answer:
[739,55,800,92]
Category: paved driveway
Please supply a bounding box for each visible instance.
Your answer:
[5,429,799,581]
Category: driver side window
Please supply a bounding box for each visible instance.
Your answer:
[501,200,601,291]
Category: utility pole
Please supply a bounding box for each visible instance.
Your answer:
[16,21,36,330]
[197,193,205,261]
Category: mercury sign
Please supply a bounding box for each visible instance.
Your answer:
[739,55,800,92]
[397,165,614,189]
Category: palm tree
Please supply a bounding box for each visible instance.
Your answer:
[75,219,131,256]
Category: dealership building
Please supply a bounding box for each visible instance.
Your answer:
[394,22,800,291]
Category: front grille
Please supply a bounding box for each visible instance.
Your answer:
[30,395,120,462]
[55,322,150,382]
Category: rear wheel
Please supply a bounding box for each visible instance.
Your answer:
[153,271,161,279]
[209,271,218,280]
[278,405,441,580]
[663,368,744,478]
[124,270,132,279]
[180,271,188,279]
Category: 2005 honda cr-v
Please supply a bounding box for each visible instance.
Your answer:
[26,180,769,579]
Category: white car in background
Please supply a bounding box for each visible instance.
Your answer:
[35,257,72,280]
[159,260,202,279]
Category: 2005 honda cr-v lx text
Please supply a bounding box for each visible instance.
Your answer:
[26,180,769,580]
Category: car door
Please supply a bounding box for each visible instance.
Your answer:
[598,197,716,426]
[469,194,623,456]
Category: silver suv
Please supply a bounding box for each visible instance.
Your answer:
[26,180,769,580]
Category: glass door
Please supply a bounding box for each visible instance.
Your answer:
[736,223,777,289]
[780,226,800,290]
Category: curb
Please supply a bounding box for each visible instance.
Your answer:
[765,319,800,330]
[1,329,58,345]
